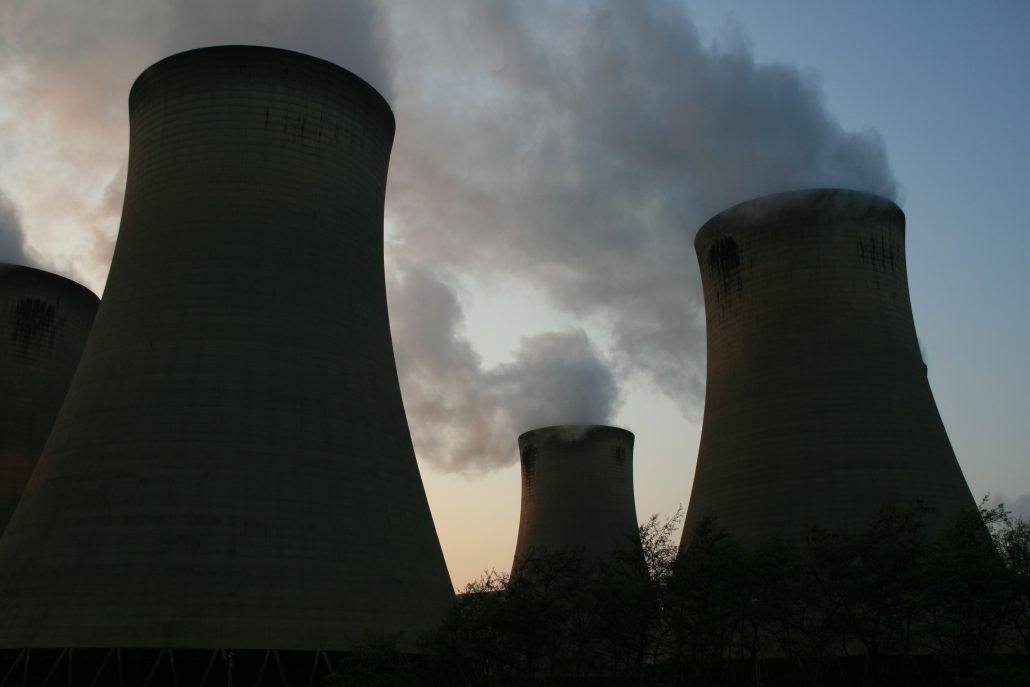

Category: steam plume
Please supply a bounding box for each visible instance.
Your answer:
[389,265,619,472]
[384,0,898,415]
[0,189,31,267]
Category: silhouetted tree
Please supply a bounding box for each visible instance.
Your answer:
[666,516,751,683]
[424,499,1030,686]
[923,501,1011,658]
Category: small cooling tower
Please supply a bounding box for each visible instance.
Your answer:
[0,265,97,534]
[513,425,640,567]
[0,46,452,658]
[682,189,979,549]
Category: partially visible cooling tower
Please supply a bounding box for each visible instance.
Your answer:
[0,46,452,652]
[0,265,97,534]
[513,425,640,567]
[682,189,979,549]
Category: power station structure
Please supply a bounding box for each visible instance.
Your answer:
[0,264,97,535]
[0,46,453,681]
[682,188,979,550]
[513,425,640,569]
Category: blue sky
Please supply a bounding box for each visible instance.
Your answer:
[0,1,1026,588]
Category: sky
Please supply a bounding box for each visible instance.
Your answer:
[0,0,1027,590]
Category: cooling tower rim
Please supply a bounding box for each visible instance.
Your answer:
[518,424,634,447]
[129,45,395,134]
[694,188,903,249]
[0,262,99,303]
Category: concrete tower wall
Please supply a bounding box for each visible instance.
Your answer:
[682,189,978,549]
[514,425,639,566]
[0,265,97,534]
[0,46,452,650]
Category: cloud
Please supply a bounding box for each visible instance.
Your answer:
[390,265,619,472]
[0,1,167,288]
[383,0,898,410]
[0,188,31,266]
[988,492,1030,521]
[1014,494,1030,521]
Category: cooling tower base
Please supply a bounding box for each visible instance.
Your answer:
[0,646,428,686]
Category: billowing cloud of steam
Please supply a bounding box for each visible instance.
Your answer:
[0,1,165,286]
[0,188,31,266]
[389,265,619,472]
[383,0,898,415]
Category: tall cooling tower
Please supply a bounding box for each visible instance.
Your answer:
[0,265,97,534]
[513,425,640,567]
[0,46,453,657]
[682,189,978,549]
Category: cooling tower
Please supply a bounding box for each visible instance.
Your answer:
[0,265,97,534]
[682,189,978,549]
[513,425,640,568]
[0,46,452,655]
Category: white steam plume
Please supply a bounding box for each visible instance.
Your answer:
[389,265,619,473]
[384,0,899,413]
